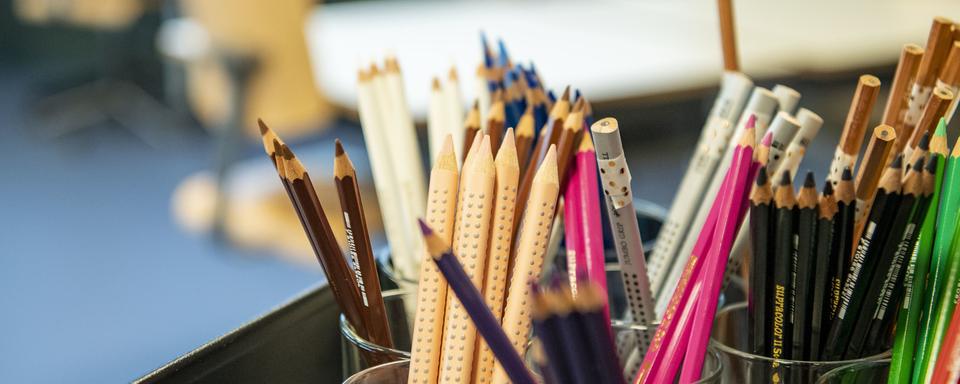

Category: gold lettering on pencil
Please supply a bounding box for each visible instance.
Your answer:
[771,283,786,380]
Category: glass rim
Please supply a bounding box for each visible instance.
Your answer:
[342,359,410,383]
[815,358,892,383]
[696,348,724,383]
[709,302,892,366]
[339,289,412,359]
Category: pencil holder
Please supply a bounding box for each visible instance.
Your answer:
[814,359,891,384]
[339,289,413,379]
[341,352,723,384]
[710,302,890,384]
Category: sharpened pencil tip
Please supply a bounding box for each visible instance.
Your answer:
[258,119,268,135]
[418,219,433,236]
[804,171,816,188]
[842,167,853,181]
[756,167,768,185]
[761,131,773,146]
[891,154,904,169]
[779,170,792,187]
[560,86,571,102]
[334,139,345,156]
[936,118,947,136]
[919,132,931,150]
[746,114,757,129]
[822,181,834,196]
[926,156,939,173]
[913,157,926,172]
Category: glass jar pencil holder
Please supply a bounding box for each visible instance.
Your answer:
[815,359,891,384]
[710,302,891,384]
[339,289,413,379]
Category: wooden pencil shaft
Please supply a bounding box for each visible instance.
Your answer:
[855,125,897,201]
[716,0,739,72]
[840,75,882,156]
[910,87,954,150]
[792,182,819,360]
[883,44,925,131]
[939,42,960,87]
[916,17,956,88]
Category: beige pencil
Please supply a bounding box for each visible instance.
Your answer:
[473,129,520,384]
[428,77,448,162]
[491,146,560,384]
[408,136,460,384]
[438,136,496,384]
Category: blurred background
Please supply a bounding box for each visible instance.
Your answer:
[0,0,956,382]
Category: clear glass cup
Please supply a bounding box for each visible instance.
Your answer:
[815,359,890,384]
[710,302,891,383]
[339,289,412,379]
[343,351,721,384]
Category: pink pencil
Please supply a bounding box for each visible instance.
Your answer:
[678,123,758,383]
[635,161,734,384]
[564,134,610,320]
[564,158,584,292]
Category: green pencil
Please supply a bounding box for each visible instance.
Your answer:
[913,119,960,383]
[889,121,948,384]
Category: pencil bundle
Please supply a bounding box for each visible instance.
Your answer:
[258,120,394,365]
[717,17,960,384]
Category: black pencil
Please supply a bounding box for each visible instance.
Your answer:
[864,157,935,354]
[810,182,838,360]
[771,171,796,361]
[829,168,856,321]
[845,157,921,358]
[748,167,774,357]
[792,172,819,360]
[822,156,904,360]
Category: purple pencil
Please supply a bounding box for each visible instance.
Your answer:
[419,220,535,384]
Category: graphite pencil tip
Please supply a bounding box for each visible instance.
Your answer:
[912,157,926,173]
[258,118,268,135]
[822,181,834,196]
[334,139,345,156]
[919,132,931,150]
[756,166,769,185]
[804,171,816,188]
[926,156,939,173]
[779,170,792,187]
[842,167,853,181]
[891,153,904,169]
[560,86,571,102]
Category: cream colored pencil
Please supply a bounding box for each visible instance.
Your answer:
[444,67,466,155]
[408,136,460,384]
[383,57,427,278]
[428,77,449,162]
[491,146,560,384]
[772,84,801,116]
[763,111,801,174]
[774,108,823,182]
[438,136,495,384]
[473,129,519,384]
[358,66,415,286]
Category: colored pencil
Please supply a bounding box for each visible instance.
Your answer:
[827,75,881,186]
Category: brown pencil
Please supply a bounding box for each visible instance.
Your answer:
[272,142,368,359]
[514,87,571,232]
[902,18,955,140]
[853,125,897,231]
[487,91,506,151]
[516,99,536,176]
[334,140,393,349]
[462,100,481,162]
[555,98,586,187]
[907,86,954,155]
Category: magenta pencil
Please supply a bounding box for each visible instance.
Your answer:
[577,135,609,319]
[678,126,757,384]
[636,165,734,383]
[563,160,584,293]
[649,281,704,383]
